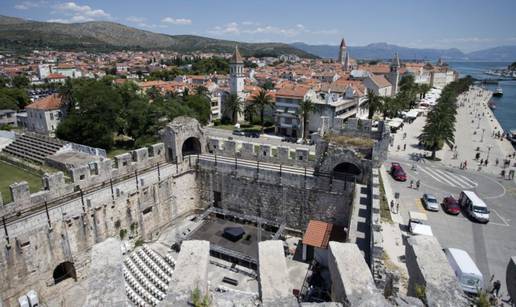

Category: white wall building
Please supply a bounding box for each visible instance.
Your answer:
[25,94,66,136]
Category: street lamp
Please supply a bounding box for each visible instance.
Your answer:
[487,145,492,160]
[481,129,485,142]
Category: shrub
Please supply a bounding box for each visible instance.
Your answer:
[119,229,127,240]
[134,238,144,247]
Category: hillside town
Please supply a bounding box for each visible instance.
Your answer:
[1,33,516,307]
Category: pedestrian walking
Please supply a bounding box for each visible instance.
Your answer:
[480,158,484,165]
[484,159,488,166]
[460,161,463,169]
[491,280,501,297]
[403,144,407,151]
[495,158,499,166]
[390,200,394,212]
[410,180,414,189]
[396,203,400,214]
[416,180,420,190]
[397,145,400,151]
[403,132,407,140]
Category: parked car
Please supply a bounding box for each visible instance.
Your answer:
[390,162,407,181]
[232,130,245,136]
[442,196,460,215]
[422,194,439,211]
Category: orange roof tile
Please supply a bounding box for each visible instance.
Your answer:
[302,220,333,249]
[26,94,64,110]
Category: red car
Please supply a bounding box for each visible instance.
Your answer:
[390,162,407,181]
[442,196,460,215]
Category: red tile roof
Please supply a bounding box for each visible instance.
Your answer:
[302,220,333,249]
[26,94,64,110]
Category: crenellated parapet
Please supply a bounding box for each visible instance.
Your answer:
[207,137,314,168]
[0,143,166,216]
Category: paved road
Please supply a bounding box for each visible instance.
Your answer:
[385,156,516,298]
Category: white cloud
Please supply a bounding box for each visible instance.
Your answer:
[50,2,111,23]
[208,21,336,38]
[15,1,47,10]
[161,17,192,25]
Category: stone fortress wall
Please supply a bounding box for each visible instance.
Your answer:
[0,143,201,304]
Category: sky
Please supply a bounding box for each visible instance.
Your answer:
[2,0,516,52]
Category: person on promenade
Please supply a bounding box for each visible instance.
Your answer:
[396,203,400,214]
[410,180,414,189]
[403,144,406,151]
[496,158,499,166]
[397,145,400,151]
[390,200,394,212]
[480,159,484,166]
[416,180,420,190]
[484,159,488,166]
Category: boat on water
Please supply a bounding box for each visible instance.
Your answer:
[507,129,516,145]
[488,100,496,110]
[493,86,503,97]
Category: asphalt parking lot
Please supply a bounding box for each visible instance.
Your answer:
[385,157,516,298]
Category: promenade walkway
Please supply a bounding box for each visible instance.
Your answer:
[389,86,516,179]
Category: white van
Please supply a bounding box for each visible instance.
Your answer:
[443,248,484,294]
[408,211,434,236]
[459,191,490,223]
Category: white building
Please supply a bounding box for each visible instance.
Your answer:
[25,94,66,136]
[37,64,51,80]
[363,74,392,97]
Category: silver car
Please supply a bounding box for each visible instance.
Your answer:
[422,194,439,211]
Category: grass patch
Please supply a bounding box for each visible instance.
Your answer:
[379,174,393,223]
[107,148,130,158]
[324,132,375,148]
[0,160,43,204]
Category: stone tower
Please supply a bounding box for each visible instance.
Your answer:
[337,38,346,65]
[387,53,401,96]
[229,45,244,95]
[344,49,351,71]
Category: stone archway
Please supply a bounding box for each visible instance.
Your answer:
[333,162,362,180]
[53,261,76,285]
[182,137,202,157]
[160,116,207,162]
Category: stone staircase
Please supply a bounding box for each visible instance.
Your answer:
[2,133,66,164]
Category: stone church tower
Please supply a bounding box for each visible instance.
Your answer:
[229,45,244,95]
[337,38,351,71]
[387,53,401,96]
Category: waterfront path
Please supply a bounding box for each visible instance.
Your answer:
[389,86,516,179]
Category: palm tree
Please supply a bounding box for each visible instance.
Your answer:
[244,103,256,123]
[298,99,316,141]
[223,93,243,124]
[366,89,383,119]
[250,89,274,132]
[419,103,456,159]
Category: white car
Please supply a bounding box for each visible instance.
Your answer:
[422,194,439,211]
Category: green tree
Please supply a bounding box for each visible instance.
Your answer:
[366,89,383,119]
[195,85,209,96]
[298,99,316,141]
[0,88,30,109]
[223,94,243,124]
[12,75,30,88]
[250,89,274,132]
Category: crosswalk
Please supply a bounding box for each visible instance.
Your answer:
[416,166,478,189]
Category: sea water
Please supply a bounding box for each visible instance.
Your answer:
[448,61,516,132]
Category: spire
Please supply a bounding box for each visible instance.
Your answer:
[392,52,400,67]
[340,38,346,49]
[230,45,243,64]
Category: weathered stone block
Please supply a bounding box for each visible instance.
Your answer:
[258,240,298,307]
[10,181,31,204]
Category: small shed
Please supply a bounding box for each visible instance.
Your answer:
[302,220,346,267]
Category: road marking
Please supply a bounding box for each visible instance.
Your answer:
[432,168,466,187]
[455,174,478,187]
[419,167,458,187]
[490,208,510,227]
[416,198,425,213]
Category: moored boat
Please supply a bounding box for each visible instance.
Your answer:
[493,86,503,97]
[488,101,496,110]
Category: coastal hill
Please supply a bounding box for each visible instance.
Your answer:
[0,15,316,58]
[291,42,516,61]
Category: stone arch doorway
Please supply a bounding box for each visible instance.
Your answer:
[333,162,361,180]
[181,137,202,157]
[53,261,77,285]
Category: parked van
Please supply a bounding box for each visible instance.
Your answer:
[459,191,490,223]
[408,211,434,236]
[443,248,484,294]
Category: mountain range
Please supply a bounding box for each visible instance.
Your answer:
[290,42,516,61]
[0,15,315,58]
